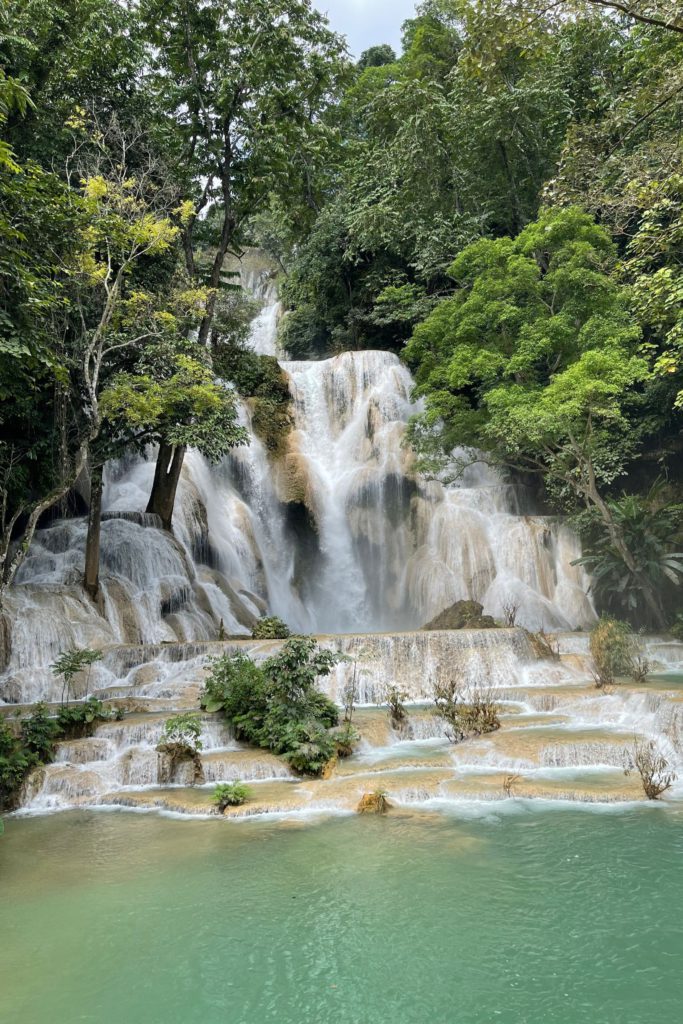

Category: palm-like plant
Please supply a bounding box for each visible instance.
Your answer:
[575,482,683,626]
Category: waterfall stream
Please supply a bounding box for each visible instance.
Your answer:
[3,286,683,819]
[1,293,596,702]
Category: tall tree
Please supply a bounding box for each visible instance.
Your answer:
[405,207,673,626]
[139,0,349,527]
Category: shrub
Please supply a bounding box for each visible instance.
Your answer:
[201,651,269,739]
[589,617,636,688]
[502,773,521,798]
[156,712,205,784]
[252,616,291,640]
[0,717,36,812]
[625,740,676,800]
[213,781,250,811]
[432,677,500,743]
[201,637,341,776]
[51,648,103,702]
[160,712,203,753]
[212,342,292,453]
[56,697,117,740]
[332,720,360,758]
[282,720,337,775]
[384,685,408,731]
[20,703,59,762]
[669,613,683,642]
[525,629,560,662]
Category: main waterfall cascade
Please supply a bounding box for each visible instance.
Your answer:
[1,289,596,702]
[106,298,597,638]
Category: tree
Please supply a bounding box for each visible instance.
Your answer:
[575,484,683,625]
[357,44,397,69]
[280,0,588,356]
[405,206,671,626]
[0,152,180,603]
[139,0,349,524]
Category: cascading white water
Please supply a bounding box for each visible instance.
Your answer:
[2,285,596,703]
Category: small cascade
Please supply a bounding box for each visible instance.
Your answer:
[11,628,683,816]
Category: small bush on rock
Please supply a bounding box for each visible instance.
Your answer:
[56,697,118,740]
[432,677,500,743]
[157,712,205,784]
[202,637,341,776]
[252,616,292,640]
[590,617,637,688]
[625,740,676,800]
[357,789,391,814]
[213,781,250,811]
[385,685,408,731]
[332,720,360,758]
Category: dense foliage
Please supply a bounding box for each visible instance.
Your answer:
[213,781,250,811]
[589,617,644,687]
[0,698,121,811]
[251,616,292,640]
[201,637,342,775]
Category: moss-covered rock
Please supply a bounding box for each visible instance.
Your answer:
[357,790,392,814]
[422,600,497,631]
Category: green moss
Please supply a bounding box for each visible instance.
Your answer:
[213,342,292,455]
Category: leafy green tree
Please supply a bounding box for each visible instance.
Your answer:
[138,0,349,521]
[406,206,671,625]
[50,648,103,703]
[357,44,397,69]
[0,0,145,166]
[202,638,341,775]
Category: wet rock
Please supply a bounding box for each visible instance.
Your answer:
[422,600,497,631]
[357,790,392,814]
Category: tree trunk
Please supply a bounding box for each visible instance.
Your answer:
[84,465,103,603]
[0,442,90,611]
[497,139,523,235]
[146,440,186,531]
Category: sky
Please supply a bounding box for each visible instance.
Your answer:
[316,0,419,58]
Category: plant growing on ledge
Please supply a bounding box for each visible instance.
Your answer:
[502,600,519,628]
[525,629,560,663]
[384,685,409,732]
[432,677,500,743]
[201,637,341,776]
[50,648,103,704]
[625,740,676,801]
[1,700,123,811]
[56,698,121,740]
[212,781,250,812]
[589,618,637,688]
[156,712,204,784]
[252,616,292,640]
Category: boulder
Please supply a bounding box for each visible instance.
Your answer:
[422,600,497,631]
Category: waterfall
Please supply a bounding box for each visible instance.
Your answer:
[1,288,596,704]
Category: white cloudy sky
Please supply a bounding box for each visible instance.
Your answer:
[316,0,419,58]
